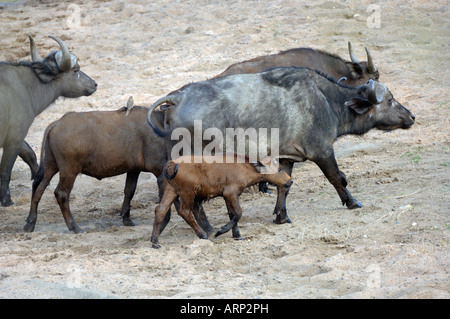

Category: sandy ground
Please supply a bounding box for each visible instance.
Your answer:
[0,0,448,299]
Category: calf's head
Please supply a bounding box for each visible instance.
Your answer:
[28,35,97,97]
[251,157,293,188]
[346,80,415,131]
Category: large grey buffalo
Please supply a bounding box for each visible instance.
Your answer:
[0,35,97,206]
[169,42,381,194]
[147,67,415,226]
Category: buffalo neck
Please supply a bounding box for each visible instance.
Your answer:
[322,83,376,137]
[19,65,62,116]
[318,53,354,81]
[242,164,268,188]
[337,102,376,137]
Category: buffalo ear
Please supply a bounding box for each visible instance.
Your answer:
[250,160,267,174]
[345,79,386,115]
[345,98,373,115]
[346,62,363,79]
[31,61,59,83]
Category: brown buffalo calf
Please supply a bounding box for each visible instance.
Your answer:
[151,154,293,248]
[24,104,168,233]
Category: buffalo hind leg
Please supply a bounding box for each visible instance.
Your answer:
[273,159,294,224]
[54,173,82,233]
[177,193,208,240]
[175,199,214,234]
[314,152,362,209]
[24,164,58,232]
[151,184,178,248]
[156,174,172,233]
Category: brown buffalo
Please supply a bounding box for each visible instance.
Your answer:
[151,155,293,248]
[214,42,379,86]
[24,105,167,233]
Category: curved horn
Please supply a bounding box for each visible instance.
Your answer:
[367,80,385,104]
[337,76,347,84]
[348,41,360,64]
[364,46,378,73]
[28,35,42,62]
[48,35,72,71]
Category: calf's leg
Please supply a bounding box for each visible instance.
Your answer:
[176,193,208,240]
[158,174,213,234]
[156,174,172,233]
[151,184,178,248]
[216,193,243,239]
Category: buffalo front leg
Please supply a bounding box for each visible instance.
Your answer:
[314,152,362,209]
[0,144,22,206]
[273,159,294,224]
[24,164,58,232]
[120,171,140,226]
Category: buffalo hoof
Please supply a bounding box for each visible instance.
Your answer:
[273,213,292,224]
[273,217,292,224]
[198,231,208,240]
[202,225,216,236]
[23,221,36,233]
[152,242,161,249]
[1,198,14,207]
[69,225,83,234]
[233,236,245,241]
[258,182,273,194]
[347,200,363,209]
[122,218,135,226]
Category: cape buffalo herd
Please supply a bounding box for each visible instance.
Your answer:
[0,35,415,247]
